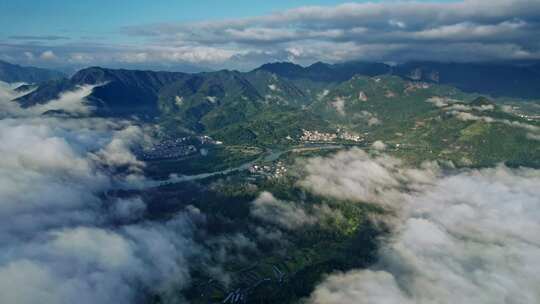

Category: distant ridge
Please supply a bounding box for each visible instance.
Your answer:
[255,61,391,82]
[393,61,540,99]
[256,60,540,99]
[0,60,65,83]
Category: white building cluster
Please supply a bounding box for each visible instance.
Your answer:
[300,130,337,142]
[300,129,363,143]
[249,161,288,179]
[140,135,222,160]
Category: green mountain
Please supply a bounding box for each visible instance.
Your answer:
[157,69,330,141]
[12,61,540,167]
[15,66,312,120]
[311,75,540,167]
[158,70,263,132]
[16,59,540,117]
[159,71,540,168]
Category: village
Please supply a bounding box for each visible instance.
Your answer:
[249,161,288,179]
[300,129,363,143]
[517,113,540,122]
[139,135,223,160]
[247,129,364,180]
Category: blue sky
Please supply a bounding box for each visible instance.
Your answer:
[0,1,380,38]
[1,0,455,39]
[0,0,536,71]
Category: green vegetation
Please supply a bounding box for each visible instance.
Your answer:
[139,72,540,303]
[144,145,262,178]
[143,165,386,304]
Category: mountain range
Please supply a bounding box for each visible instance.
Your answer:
[8,59,540,169]
[1,59,537,155]
[12,60,540,116]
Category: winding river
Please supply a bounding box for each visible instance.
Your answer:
[127,144,344,190]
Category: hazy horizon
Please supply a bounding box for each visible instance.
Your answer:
[2,0,540,72]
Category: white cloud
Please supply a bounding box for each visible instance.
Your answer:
[0,83,196,303]
[310,270,412,304]
[110,197,147,221]
[300,148,438,205]
[91,124,150,171]
[372,140,387,151]
[425,96,540,138]
[0,81,98,117]
[527,133,540,141]
[449,110,540,136]
[5,0,539,68]
[69,52,94,63]
[0,81,31,108]
[331,96,346,115]
[40,50,57,60]
[389,20,407,29]
[250,192,317,229]
[354,111,381,126]
[23,51,35,60]
[250,191,345,233]
[116,0,540,66]
[303,150,540,304]
[33,84,97,115]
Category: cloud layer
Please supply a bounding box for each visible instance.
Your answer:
[3,0,540,70]
[302,149,540,304]
[0,83,197,304]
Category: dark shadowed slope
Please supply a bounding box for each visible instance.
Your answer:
[394,61,540,99]
[257,60,540,100]
[16,67,190,117]
[15,67,309,119]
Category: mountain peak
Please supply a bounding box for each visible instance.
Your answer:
[307,61,332,73]
[309,61,329,67]
[71,66,109,84]
[255,62,304,75]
